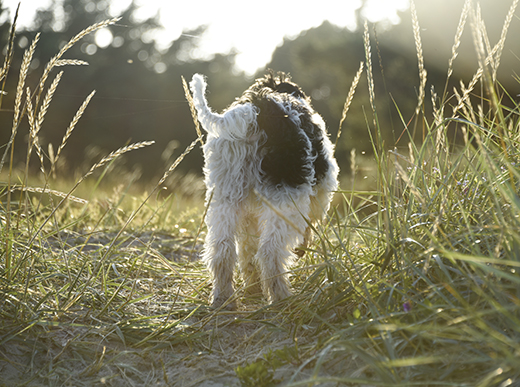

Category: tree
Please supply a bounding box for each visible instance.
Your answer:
[0,0,249,182]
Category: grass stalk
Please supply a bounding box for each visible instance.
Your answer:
[0,2,19,110]
[336,61,364,152]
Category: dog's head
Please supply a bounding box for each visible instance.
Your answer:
[238,70,309,104]
[259,70,307,99]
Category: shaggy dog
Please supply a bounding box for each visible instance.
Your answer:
[190,71,339,309]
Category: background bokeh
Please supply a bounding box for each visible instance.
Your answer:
[0,0,518,185]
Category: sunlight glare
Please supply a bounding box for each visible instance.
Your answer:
[362,0,409,24]
[95,28,113,49]
[2,0,411,74]
[133,0,410,73]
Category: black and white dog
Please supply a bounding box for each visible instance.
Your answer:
[190,71,339,309]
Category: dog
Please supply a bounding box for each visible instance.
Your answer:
[189,71,339,309]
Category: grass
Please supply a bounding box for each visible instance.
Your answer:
[1,1,520,386]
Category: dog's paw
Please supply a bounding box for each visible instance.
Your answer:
[211,296,237,311]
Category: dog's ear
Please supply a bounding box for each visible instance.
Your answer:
[276,82,306,99]
[263,70,307,99]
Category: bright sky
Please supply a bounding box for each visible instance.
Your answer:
[4,0,409,74]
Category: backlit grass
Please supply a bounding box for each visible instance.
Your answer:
[1,1,520,386]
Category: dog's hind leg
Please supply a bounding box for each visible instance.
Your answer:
[237,213,262,297]
[255,201,308,304]
[203,201,240,310]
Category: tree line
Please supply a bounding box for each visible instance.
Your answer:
[0,0,517,186]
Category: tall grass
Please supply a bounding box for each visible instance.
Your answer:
[1,2,520,386]
[0,17,206,385]
[268,2,520,385]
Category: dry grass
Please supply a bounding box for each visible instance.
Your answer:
[411,0,427,117]
[2,3,520,386]
[336,61,364,152]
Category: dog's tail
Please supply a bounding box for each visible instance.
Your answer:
[190,74,257,141]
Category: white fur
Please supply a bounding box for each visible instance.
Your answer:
[190,74,258,141]
[190,74,339,309]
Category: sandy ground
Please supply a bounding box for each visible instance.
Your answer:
[0,230,345,386]
[0,311,330,386]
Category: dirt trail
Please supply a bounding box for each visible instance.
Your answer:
[1,230,333,386]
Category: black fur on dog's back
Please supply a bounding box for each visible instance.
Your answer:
[234,71,329,188]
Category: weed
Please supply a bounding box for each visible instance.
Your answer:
[236,360,280,387]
